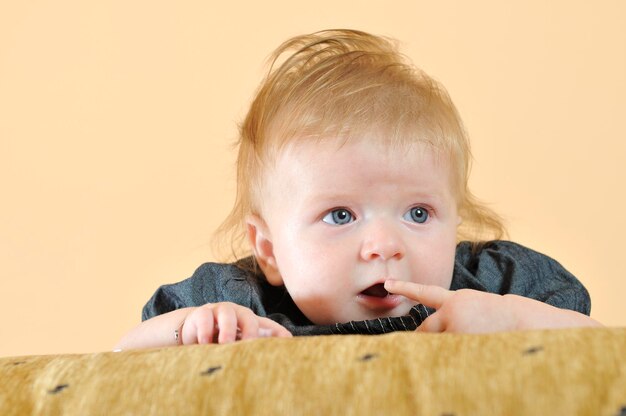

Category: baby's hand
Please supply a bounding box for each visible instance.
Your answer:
[384,280,517,333]
[181,302,292,344]
[384,280,601,333]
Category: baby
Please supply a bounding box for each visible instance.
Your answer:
[116,29,600,349]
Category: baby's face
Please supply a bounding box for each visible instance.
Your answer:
[252,137,460,325]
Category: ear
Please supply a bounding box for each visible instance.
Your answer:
[245,214,284,286]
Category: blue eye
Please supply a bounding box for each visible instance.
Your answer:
[322,208,354,225]
[404,206,429,224]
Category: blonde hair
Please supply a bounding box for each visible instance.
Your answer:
[214,29,506,261]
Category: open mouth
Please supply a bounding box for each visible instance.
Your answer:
[361,283,389,298]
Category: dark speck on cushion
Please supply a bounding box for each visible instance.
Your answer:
[523,346,544,355]
[201,366,222,376]
[48,384,69,394]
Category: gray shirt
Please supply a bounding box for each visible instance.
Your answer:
[142,240,591,336]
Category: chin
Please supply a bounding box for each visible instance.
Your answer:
[343,305,412,323]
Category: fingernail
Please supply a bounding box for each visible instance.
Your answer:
[258,328,272,337]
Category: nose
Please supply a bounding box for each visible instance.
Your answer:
[359,219,406,262]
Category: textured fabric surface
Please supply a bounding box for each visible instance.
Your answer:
[142,240,592,335]
[1,328,625,415]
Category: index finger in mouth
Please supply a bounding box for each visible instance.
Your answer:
[384,280,451,309]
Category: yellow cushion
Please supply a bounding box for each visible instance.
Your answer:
[1,327,625,415]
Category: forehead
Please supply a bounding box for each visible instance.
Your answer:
[263,136,457,206]
[282,134,449,170]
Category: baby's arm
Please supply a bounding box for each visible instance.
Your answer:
[384,280,602,333]
[114,302,292,350]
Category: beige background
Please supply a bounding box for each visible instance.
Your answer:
[1,1,624,357]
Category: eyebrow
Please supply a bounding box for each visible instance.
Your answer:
[302,189,448,207]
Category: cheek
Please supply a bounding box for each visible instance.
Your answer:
[410,230,457,288]
[274,236,351,294]
[411,253,454,288]
[273,237,320,283]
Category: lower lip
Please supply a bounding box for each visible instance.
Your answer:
[356,293,403,310]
